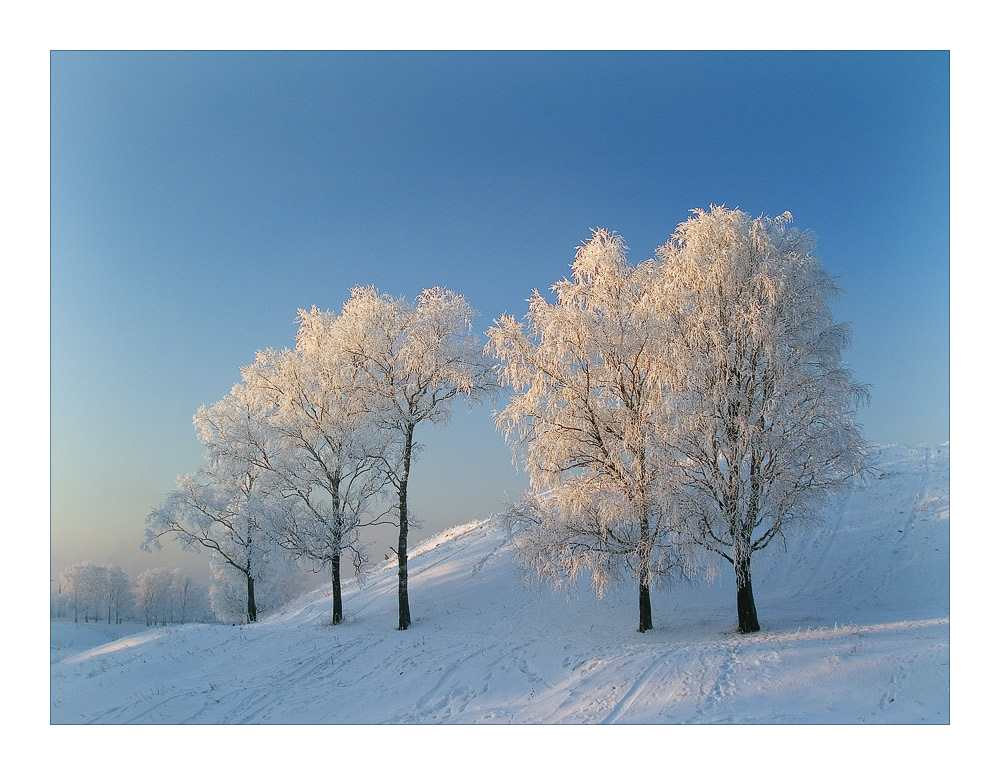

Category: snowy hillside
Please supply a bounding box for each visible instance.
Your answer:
[50,444,948,725]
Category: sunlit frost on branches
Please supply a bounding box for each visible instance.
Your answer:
[492,210,869,634]
[655,206,871,632]
[490,229,695,633]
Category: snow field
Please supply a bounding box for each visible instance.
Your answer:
[51,444,948,725]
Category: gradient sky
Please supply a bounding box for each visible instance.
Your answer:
[50,51,949,584]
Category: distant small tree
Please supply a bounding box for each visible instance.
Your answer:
[51,579,64,619]
[170,570,198,624]
[334,286,497,629]
[60,561,106,623]
[60,562,91,623]
[655,206,870,633]
[58,565,79,623]
[102,565,132,624]
[134,568,173,626]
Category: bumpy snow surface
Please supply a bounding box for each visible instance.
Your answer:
[51,444,949,724]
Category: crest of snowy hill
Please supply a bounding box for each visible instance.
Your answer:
[51,444,948,724]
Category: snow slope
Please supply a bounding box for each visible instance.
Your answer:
[50,444,948,724]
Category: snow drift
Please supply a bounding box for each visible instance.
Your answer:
[51,444,948,724]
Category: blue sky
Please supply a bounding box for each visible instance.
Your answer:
[50,51,949,582]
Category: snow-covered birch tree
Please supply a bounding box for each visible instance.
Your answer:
[333,286,497,630]
[134,567,173,626]
[60,561,104,623]
[144,384,284,624]
[489,229,692,633]
[240,319,387,626]
[655,206,870,633]
[103,565,132,624]
[169,570,202,624]
[59,563,84,623]
[207,548,303,624]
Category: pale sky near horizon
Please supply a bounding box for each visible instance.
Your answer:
[48,50,950,586]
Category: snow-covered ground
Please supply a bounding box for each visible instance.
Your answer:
[51,444,948,725]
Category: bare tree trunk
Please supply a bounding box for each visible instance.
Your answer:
[639,513,653,632]
[735,554,760,633]
[331,554,343,625]
[246,573,258,623]
[638,583,653,633]
[638,509,653,632]
[397,423,414,630]
[331,471,344,625]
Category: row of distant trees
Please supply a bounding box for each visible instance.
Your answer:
[52,563,215,625]
[144,206,869,635]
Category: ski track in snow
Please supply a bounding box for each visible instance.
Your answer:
[51,445,950,724]
[600,652,670,724]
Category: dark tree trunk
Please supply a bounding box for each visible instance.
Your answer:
[637,506,653,632]
[638,583,653,633]
[735,556,760,633]
[246,573,258,623]
[397,514,410,630]
[330,472,344,625]
[331,554,343,625]
[397,423,414,630]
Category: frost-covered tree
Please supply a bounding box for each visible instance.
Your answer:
[57,563,131,624]
[489,229,691,632]
[59,563,84,623]
[240,329,386,626]
[134,567,173,626]
[60,562,104,623]
[51,578,64,618]
[169,569,204,624]
[207,545,306,624]
[655,206,870,633]
[102,565,132,624]
[144,384,284,623]
[334,286,497,630]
